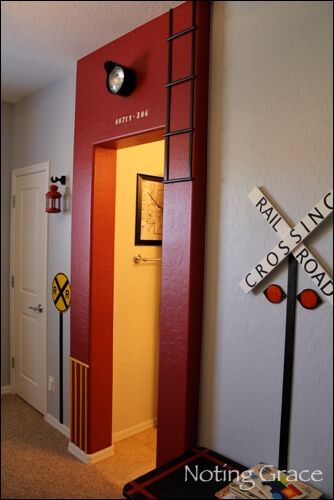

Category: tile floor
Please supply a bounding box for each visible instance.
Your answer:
[93,428,157,496]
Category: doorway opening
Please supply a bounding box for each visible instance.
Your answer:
[85,130,164,478]
[112,139,164,472]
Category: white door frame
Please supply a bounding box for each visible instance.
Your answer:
[10,162,49,415]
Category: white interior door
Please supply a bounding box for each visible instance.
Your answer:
[11,163,49,414]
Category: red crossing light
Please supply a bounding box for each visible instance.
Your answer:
[263,284,286,304]
[297,289,321,310]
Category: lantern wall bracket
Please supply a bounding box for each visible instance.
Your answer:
[50,175,66,185]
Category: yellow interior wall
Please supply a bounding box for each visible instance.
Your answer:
[113,140,164,440]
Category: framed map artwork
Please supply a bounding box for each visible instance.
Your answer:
[135,173,164,245]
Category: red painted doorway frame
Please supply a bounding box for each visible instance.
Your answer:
[69,1,210,466]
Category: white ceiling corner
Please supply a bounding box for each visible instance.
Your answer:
[1,1,184,103]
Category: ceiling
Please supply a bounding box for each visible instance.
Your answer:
[1,1,184,103]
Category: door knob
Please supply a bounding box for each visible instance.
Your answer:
[29,304,43,313]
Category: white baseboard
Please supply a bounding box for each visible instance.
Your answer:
[44,413,70,438]
[112,418,156,443]
[1,385,12,395]
[68,441,115,464]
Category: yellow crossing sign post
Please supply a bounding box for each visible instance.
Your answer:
[51,272,71,424]
[52,273,71,311]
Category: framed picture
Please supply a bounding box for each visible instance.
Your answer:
[135,173,164,245]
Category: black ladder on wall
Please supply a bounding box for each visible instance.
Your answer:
[164,1,197,184]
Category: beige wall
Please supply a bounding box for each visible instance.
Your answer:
[112,140,164,440]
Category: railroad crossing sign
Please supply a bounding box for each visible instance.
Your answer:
[239,187,333,471]
[240,188,333,305]
[52,273,71,312]
[51,272,70,425]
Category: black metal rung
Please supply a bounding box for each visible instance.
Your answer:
[165,75,195,88]
[164,128,193,138]
[163,177,193,184]
[167,26,196,42]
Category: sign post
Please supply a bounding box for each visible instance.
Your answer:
[278,254,298,470]
[52,273,71,424]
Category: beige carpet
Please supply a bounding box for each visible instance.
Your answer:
[1,394,124,499]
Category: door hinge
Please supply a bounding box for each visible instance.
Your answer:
[12,195,16,208]
[11,276,15,288]
[11,357,15,369]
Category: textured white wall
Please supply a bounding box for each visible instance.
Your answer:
[200,1,333,497]
[1,101,13,387]
[10,72,76,425]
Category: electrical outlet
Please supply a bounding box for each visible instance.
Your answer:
[48,376,55,392]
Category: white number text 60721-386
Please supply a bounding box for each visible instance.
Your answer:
[115,110,149,125]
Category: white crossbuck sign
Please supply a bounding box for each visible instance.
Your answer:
[240,188,333,306]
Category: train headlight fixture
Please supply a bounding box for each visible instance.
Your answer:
[104,61,136,96]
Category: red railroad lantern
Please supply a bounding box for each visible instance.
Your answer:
[45,176,66,213]
[45,184,62,213]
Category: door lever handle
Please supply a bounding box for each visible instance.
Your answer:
[29,304,43,313]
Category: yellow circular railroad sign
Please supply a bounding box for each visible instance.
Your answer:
[52,273,71,312]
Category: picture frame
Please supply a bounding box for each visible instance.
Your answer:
[135,173,164,245]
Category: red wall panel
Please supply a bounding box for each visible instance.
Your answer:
[157,1,211,464]
[71,12,169,362]
[70,1,210,460]
[89,147,116,452]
